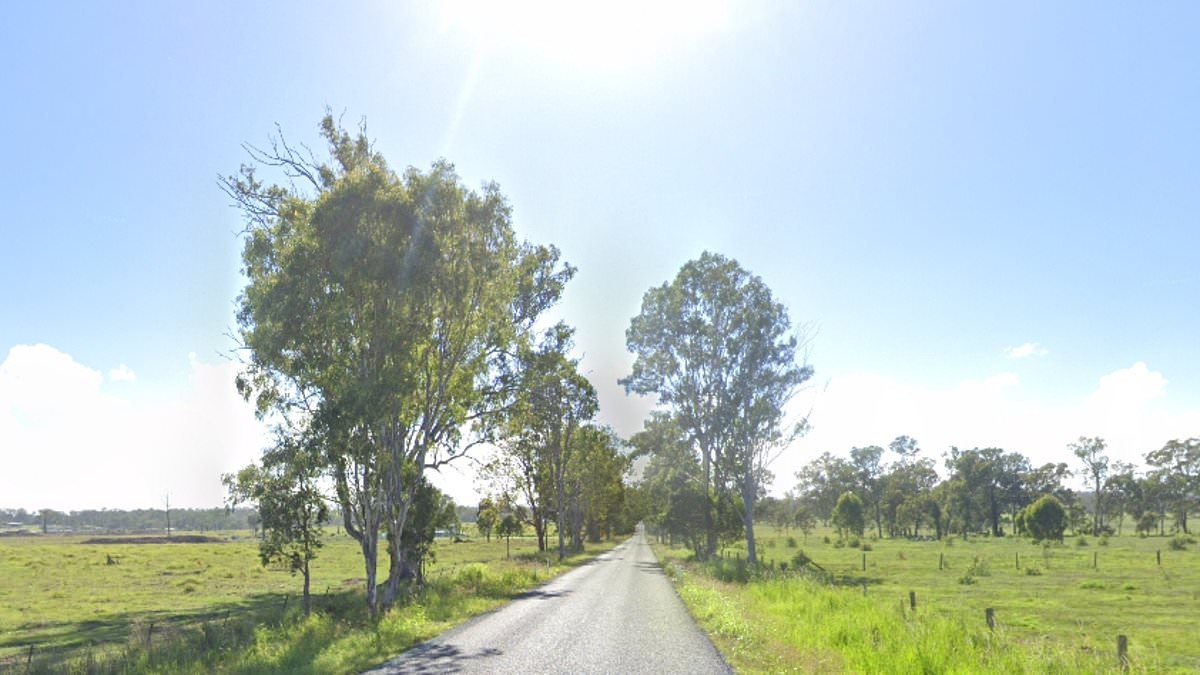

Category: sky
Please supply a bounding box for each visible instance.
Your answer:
[2,1,1199,511]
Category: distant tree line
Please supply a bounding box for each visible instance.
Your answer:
[0,506,260,534]
[754,435,1200,543]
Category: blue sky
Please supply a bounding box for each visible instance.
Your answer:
[2,1,1198,510]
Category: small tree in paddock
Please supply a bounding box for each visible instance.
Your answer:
[498,514,524,559]
[794,505,816,542]
[832,491,865,539]
[224,435,328,615]
[476,498,499,542]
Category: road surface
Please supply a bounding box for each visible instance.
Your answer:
[364,526,731,674]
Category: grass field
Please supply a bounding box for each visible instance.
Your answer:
[0,530,616,674]
[655,526,1200,674]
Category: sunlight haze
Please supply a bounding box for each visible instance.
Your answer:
[2,2,1198,511]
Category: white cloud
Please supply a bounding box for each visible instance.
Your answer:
[0,344,105,424]
[109,364,137,382]
[1004,342,1049,359]
[7,342,1190,511]
[1090,361,1166,408]
[0,344,269,511]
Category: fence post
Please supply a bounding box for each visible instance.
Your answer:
[862,553,866,571]
[1156,550,1161,566]
[1015,552,1020,570]
[1118,634,1129,671]
[862,581,868,596]
[909,591,916,611]
[1093,551,1098,569]
[939,552,944,570]
[26,644,34,673]
[986,607,995,631]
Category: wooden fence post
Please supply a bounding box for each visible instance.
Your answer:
[986,607,995,630]
[909,591,917,611]
[1093,551,1098,569]
[1156,550,1161,566]
[26,644,34,673]
[1015,552,1020,570]
[1118,634,1129,671]
[862,553,867,571]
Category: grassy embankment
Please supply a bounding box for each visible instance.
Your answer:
[654,526,1199,674]
[0,530,617,674]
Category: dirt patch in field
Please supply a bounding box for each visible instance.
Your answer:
[79,535,226,544]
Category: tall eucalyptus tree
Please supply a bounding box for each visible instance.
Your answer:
[224,114,571,614]
[623,252,811,562]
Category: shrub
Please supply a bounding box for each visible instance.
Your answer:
[1075,537,1089,547]
[1136,513,1157,537]
[1168,535,1189,551]
[791,550,813,570]
[1098,535,1109,546]
[822,536,831,545]
[957,556,989,585]
[833,539,846,549]
[786,537,798,548]
[705,557,755,583]
[860,542,872,552]
[1023,566,1042,576]
[965,556,990,578]
[848,537,861,549]
[1023,495,1067,542]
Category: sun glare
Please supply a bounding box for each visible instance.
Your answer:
[441,0,732,71]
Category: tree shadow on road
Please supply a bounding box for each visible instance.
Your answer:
[367,643,503,674]
[635,561,665,575]
[512,588,571,601]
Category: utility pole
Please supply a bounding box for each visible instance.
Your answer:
[164,493,172,538]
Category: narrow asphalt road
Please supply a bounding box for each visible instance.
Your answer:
[364,525,731,674]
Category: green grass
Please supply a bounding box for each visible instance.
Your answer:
[0,530,617,673]
[654,526,1200,674]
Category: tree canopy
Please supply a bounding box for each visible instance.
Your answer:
[623,252,811,562]
[224,113,572,614]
